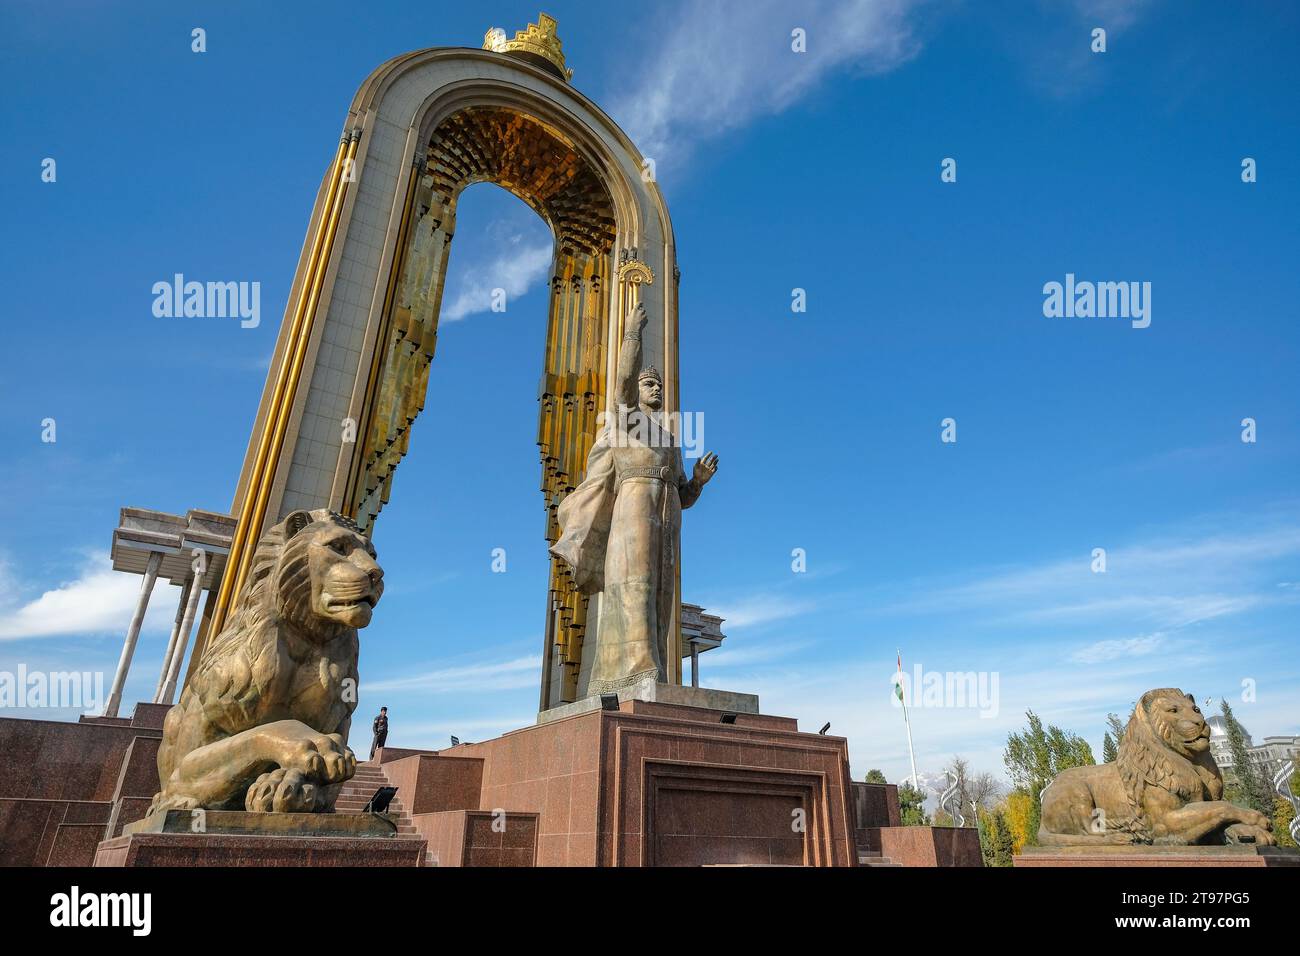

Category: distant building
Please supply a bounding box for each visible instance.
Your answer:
[1207,714,1299,776]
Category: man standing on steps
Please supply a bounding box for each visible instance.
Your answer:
[370,706,388,760]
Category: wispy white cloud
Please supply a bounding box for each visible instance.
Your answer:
[697,509,1300,786]
[1070,0,1155,31]
[710,593,821,630]
[701,637,812,671]
[363,654,542,693]
[878,523,1300,635]
[1068,631,1165,664]
[1015,594,1261,629]
[0,551,173,641]
[607,0,934,170]
[1015,0,1159,97]
[441,235,552,322]
[381,716,535,748]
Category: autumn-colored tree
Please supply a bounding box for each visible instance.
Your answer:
[1272,758,1300,849]
[1003,789,1035,852]
[1276,797,1297,849]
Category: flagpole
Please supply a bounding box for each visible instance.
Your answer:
[897,648,920,790]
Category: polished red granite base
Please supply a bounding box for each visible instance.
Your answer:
[94,832,427,867]
[872,825,984,866]
[5,697,885,867]
[0,704,167,866]
[376,697,859,867]
[852,782,901,851]
[1016,845,1300,867]
[418,810,539,866]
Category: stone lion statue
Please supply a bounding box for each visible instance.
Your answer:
[150,509,383,814]
[1038,687,1275,846]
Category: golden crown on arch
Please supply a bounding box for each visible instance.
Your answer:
[483,13,573,82]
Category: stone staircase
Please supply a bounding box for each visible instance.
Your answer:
[334,762,436,866]
[858,850,902,868]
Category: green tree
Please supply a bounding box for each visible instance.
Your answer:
[1275,797,1297,849]
[1102,712,1126,763]
[1102,732,1117,764]
[1219,699,1272,815]
[1270,755,1299,848]
[1005,710,1095,792]
[898,781,930,826]
[976,808,994,866]
[1107,712,1126,741]
[864,768,887,784]
[1004,710,1095,845]
[993,809,1016,867]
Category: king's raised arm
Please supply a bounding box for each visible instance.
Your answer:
[616,301,648,412]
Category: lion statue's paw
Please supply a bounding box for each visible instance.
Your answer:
[1224,821,1276,846]
[149,792,202,814]
[283,731,355,784]
[245,768,320,813]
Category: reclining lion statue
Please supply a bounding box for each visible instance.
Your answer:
[150,508,383,813]
[1039,687,1274,846]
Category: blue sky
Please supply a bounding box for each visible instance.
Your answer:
[1,0,1297,796]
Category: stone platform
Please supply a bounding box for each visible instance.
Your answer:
[873,825,984,866]
[97,807,425,867]
[1015,845,1300,867]
[537,679,759,724]
[123,808,402,838]
[95,831,427,867]
[386,692,858,866]
[0,696,962,867]
[0,703,169,866]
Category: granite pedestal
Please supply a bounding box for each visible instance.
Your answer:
[97,809,425,867]
[537,678,759,724]
[381,692,858,866]
[1016,845,1300,867]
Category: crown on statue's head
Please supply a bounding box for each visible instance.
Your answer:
[638,366,662,385]
[483,13,573,83]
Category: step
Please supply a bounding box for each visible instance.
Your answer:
[334,799,407,808]
[333,764,421,845]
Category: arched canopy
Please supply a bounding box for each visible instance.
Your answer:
[203,43,683,708]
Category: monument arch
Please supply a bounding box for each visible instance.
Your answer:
[193,16,682,708]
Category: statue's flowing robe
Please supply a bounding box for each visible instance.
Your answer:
[550,329,699,695]
[550,433,616,594]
